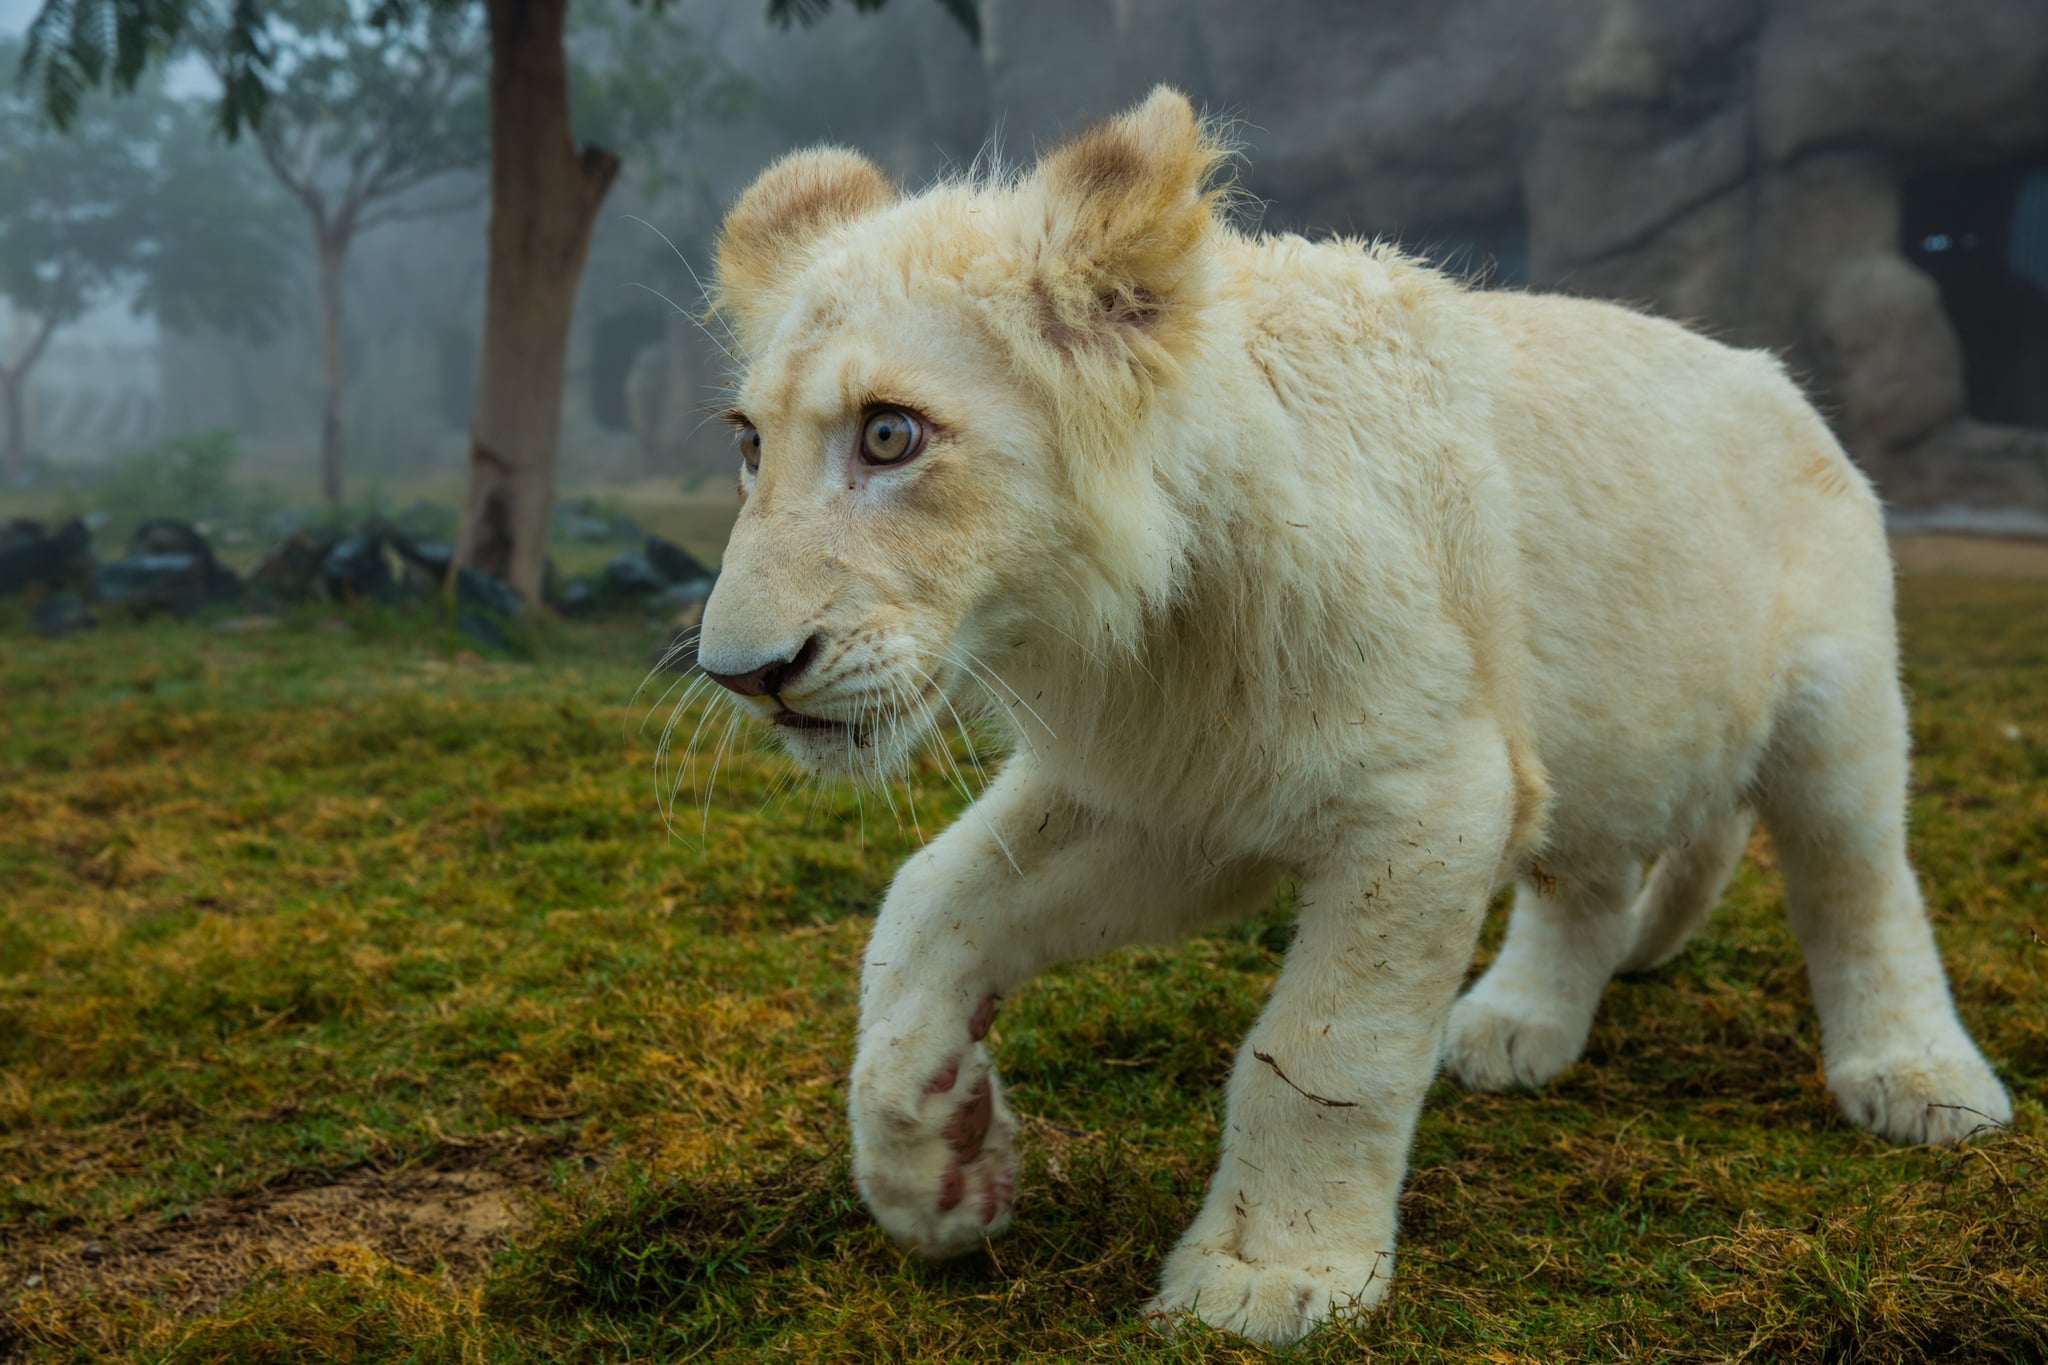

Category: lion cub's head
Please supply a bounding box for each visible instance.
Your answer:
[695,87,1230,781]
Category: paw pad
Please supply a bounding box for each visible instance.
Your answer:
[943,1075,993,1155]
[969,993,998,1042]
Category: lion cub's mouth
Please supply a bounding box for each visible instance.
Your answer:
[773,706,884,753]
[774,707,848,733]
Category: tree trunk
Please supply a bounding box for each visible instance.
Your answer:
[1,369,25,480]
[316,231,349,510]
[2,312,59,481]
[455,0,620,604]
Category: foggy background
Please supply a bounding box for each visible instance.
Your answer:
[5,0,2046,528]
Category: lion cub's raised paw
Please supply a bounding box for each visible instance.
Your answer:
[850,997,1018,1259]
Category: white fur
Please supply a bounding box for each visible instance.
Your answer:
[694,90,2013,1346]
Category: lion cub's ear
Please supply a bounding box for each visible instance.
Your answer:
[1028,86,1228,347]
[714,147,898,346]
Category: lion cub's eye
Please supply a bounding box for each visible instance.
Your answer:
[737,425,762,472]
[859,408,925,467]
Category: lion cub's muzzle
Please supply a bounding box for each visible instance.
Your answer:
[699,633,822,700]
[699,630,866,741]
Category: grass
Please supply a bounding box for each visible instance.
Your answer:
[0,572,2042,1363]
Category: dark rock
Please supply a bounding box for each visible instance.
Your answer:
[454,566,524,618]
[556,575,599,617]
[249,528,341,605]
[97,553,242,617]
[652,577,716,617]
[0,518,93,598]
[386,519,524,613]
[1814,255,1967,450]
[644,536,713,585]
[604,552,667,597]
[1527,102,1749,265]
[90,519,241,615]
[118,519,243,611]
[1755,0,2048,162]
[388,531,454,593]
[31,589,96,637]
[0,518,47,553]
[128,519,212,560]
[1889,421,2048,524]
[965,0,2048,520]
[321,535,393,601]
[320,529,404,603]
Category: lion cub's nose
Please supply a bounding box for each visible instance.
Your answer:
[701,634,822,698]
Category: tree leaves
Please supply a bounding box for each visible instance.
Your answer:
[764,0,981,45]
[220,0,490,240]
[21,0,208,131]
[20,0,979,143]
[0,36,296,352]
[567,4,755,197]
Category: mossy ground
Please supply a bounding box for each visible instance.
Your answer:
[0,571,2042,1363]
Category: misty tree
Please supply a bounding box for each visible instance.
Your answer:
[198,0,490,509]
[24,0,975,600]
[0,42,292,479]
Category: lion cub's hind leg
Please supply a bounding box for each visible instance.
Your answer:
[1442,863,1645,1091]
[1614,807,1756,975]
[1757,641,2012,1145]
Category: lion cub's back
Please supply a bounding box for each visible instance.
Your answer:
[1467,287,1892,858]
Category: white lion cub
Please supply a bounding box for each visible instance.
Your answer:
[691,88,2011,1345]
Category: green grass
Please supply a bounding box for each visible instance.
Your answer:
[0,576,2042,1363]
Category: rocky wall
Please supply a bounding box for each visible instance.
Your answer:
[975,0,2048,522]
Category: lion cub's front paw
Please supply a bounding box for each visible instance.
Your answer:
[1146,1243,1392,1346]
[851,998,1018,1259]
[1827,1046,2013,1146]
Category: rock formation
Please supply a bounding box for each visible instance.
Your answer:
[971,0,2048,523]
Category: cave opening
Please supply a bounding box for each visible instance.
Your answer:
[1902,158,2048,430]
[591,311,668,434]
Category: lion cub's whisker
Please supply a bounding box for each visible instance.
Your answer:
[953,646,1056,739]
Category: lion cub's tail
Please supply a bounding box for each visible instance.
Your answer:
[1617,807,1756,975]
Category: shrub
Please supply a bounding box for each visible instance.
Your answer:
[96,429,247,523]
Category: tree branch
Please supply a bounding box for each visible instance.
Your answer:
[3,299,73,387]
[354,185,485,234]
[254,119,321,218]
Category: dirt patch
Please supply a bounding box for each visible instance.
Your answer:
[4,1145,563,1323]
[1891,533,2048,578]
